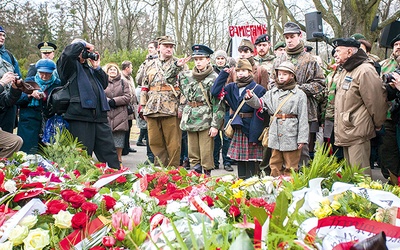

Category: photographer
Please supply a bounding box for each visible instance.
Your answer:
[379,34,400,180]
[57,39,120,169]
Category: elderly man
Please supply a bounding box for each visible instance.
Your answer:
[254,34,275,74]
[333,38,387,176]
[140,36,185,167]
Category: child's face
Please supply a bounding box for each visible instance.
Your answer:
[277,70,294,83]
[237,69,250,78]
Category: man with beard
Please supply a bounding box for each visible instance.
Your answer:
[272,22,325,166]
[379,34,400,181]
[333,38,387,176]
[254,34,275,74]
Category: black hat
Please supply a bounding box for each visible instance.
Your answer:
[390,34,400,48]
[304,45,313,52]
[37,42,57,53]
[254,34,270,45]
[332,38,360,48]
[192,44,213,57]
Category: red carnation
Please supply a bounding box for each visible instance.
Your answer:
[229,205,241,217]
[71,211,89,229]
[61,189,78,202]
[81,202,98,216]
[69,194,86,209]
[115,175,127,184]
[82,187,98,199]
[202,196,214,207]
[46,200,68,214]
[103,195,117,210]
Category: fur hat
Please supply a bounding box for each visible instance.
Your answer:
[238,39,255,52]
[214,50,228,60]
[236,59,252,72]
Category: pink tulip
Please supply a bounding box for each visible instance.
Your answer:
[129,207,143,230]
[114,228,126,241]
[102,236,116,247]
[112,212,123,229]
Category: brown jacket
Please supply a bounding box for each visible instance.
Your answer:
[105,74,131,132]
[334,50,387,147]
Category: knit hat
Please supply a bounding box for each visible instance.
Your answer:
[238,39,255,52]
[275,61,297,81]
[283,22,301,35]
[236,59,252,72]
[35,59,56,73]
[0,26,5,34]
[274,41,286,50]
[214,50,228,60]
[351,33,366,41]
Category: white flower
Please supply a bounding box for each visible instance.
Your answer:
[220,175,236,182]
[0,163,5,168]
[0,241,13,250]
[209,208,227,221]
[8,225,28,246]
[3,180,17,193]
[18,215,37,229]
[166,201,188,214]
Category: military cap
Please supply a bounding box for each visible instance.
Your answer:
[0,26,5,34]
[157,36,175,45]
[35,59,56,73]
[37,42,57,53]
[192,44,213,57]
[332,38,361,48]
[254,34,270,45]
[275,61,297,81]
[283,22,301,35]
[236,59,252,72]
[351,33,366,41]
[390,34,400,48]
[274,41,286,50]
[239,39,255,52]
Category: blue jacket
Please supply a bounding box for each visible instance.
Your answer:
[212,70,266,142]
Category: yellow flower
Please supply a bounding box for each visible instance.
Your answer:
[22,228,50,250]
[333,194,343,201]
[0,241,13,250]
[19,215,37,229]
[53,210,73,229]
[313,205,332,219]
[231,179,243,189]
[375,208,385,222]
[370,181,383,190]
[8,225,28,246]
[330,200,341,211]
[321,204,332,217]
[320,197,330,206]
[358,182,370,189]
[233,190,244,199]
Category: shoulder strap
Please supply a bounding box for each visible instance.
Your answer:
[6,50,16,66]
[225,85,257,128]
[198,81,211,108]
[269,92,293,126]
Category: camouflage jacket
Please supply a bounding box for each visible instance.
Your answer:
[272,51,325,122]
[140,57,184,117]
[254,54,275,74]
[320,69,339,121]
[380,55,399,119]
[177,66,225,132]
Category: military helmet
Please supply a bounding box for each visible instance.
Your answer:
[275,61,296,80]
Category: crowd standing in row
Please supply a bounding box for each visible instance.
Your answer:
[1,22,400,182]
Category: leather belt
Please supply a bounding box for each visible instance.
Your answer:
[275,113,297,119]
[149,85,180,91]
[239,112,253,118]
[187,101,205,107]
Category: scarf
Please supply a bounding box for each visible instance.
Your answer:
[342,49,369,72]
[276,78,297,90]
[236,75,253,88]
[286,40,304,55]
[29,74,57,107]
[192,65,213,82]
[247,57,255,66]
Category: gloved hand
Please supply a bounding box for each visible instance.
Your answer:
[108,99,116,108]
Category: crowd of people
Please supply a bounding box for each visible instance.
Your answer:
[1,21,400,181]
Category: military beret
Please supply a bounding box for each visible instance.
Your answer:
[157,36,175,45]
[254,34,270,45]
[238,39,255,52]
[332,38,360,48]
[0,26,5,34]
[351,33,366,41]
[35,59,56,73]
[192,44,213,57]
[283,22,301,35]
[390,34,400,48]
[274,41,286,50]
[37,42,57,53]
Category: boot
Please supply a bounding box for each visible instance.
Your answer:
[237,161,246,179]
[246,162,256,179]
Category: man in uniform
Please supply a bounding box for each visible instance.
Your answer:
[140,36,185,167]
[27,41,57,77]
[254,34,275,74]
[274,41,286,57]
[273,22,325,166]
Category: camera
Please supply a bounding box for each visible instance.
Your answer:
[82,48,99,61]
[382,68,400,84]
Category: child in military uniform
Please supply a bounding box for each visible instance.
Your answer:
[245,61,309,176]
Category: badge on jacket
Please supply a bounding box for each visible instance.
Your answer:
[342,76,352,90]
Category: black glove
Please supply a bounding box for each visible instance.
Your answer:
[108,99,116,108]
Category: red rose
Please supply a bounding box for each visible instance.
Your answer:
[71,211,89,229]
[102,236,116,247]
[103,195,116,210]
[172,175,182,181]
[46,200,68,214]
[81,202,98,216]
[229,205,241,217]
[90,247,105,250]
[168,169,179,175]
[115,175,127,184]
[82,187,98,199]
[61,189,78,202]
[202,196,214,207]
[69,194,86,209]
[114,228,126,241]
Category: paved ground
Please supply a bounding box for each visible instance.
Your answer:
[122,127,387,181]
